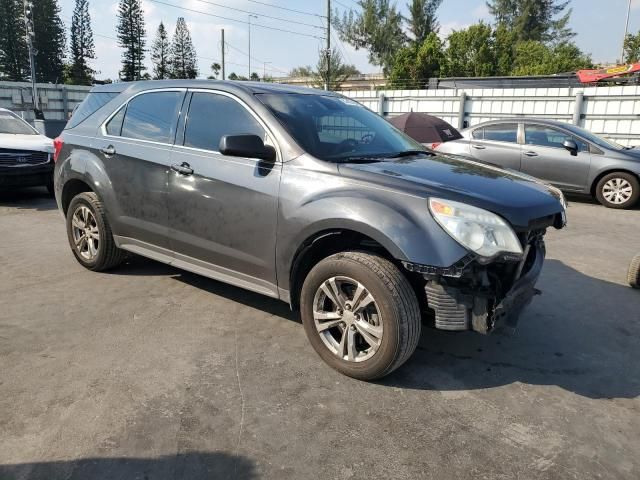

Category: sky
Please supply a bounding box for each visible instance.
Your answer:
[56,0,640,81]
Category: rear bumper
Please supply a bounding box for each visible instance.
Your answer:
[424,242,545,334]
[0,163,54,188]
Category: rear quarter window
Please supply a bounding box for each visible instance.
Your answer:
[66,92,120,129]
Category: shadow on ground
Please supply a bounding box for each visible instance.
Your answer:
[0,451,258,480]
[0,188,57,212]
[115,254,640,401]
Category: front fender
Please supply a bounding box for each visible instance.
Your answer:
[276,159,468,292]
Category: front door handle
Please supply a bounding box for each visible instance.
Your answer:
[471,144,486,150]
[524,151,539,157]
[100,145,116,156]
[171,162,194,175]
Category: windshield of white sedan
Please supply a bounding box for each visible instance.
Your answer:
[256,93,426,162]
[0,112,37,135]
[564,124,626,150]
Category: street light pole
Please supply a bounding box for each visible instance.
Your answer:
[248,14,258,78]
[622,0,632,63]
[23,0,38,111]
[263,62,271,80]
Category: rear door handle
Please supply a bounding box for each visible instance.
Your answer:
[171,162,194,175]
[471,144,486,150]
[524,151,539,157]
[100,145,116,156]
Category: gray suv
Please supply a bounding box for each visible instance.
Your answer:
[54,81,566,380]
[437,118,640,209]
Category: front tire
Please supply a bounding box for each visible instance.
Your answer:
[595,172,639,209]
[66,192,125,271]
[300,252,421,380]
[628,254,640,289]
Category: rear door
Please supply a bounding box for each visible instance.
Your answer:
[467,123,522,171]
[97,89,185,249]
[167,90,281,296]
[521,124,591,190]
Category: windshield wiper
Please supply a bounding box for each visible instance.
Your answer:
[387,150,431,158]
[334,156,387,164]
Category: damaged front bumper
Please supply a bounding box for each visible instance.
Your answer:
[407,238,546,334]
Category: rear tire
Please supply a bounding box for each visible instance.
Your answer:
[66,192,125,271]
[595,172,639,209]
[628,254,640,289]
[300,251,421,380]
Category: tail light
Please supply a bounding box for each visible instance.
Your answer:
[53,136,64,162]
[430,142,442,150]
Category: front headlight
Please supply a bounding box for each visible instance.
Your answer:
[429,198,523,258]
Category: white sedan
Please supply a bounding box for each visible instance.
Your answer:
[0,108,55,194]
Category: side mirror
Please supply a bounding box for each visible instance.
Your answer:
[219,134,276,162]
[563,139,578,156]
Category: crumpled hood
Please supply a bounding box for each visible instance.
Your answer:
[338,154,565,229]
[0,133,54,152]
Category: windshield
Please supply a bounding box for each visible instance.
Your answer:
[256,93,426,161]
[562,123,627,150]
[0,111,38,135]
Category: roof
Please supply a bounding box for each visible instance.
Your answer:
[91,79,341,97]
[472,118,572,128]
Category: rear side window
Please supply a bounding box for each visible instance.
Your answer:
[120,91,183,143]
[105,107,125,136]
[483,124,518,143]
[67,92,119,129]
[184,92,265,151]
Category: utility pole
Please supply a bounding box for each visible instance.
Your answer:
[23,0,38,111]
[248,14,258,78]
[263,62,271,80]
[622,0,632,63]
[221,28,226,80]
[325,0,331,90]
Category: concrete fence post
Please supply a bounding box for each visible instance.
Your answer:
[378,93,386,117]
[458,91,467,129]
[62,85,69,119]
[573,91,584,126]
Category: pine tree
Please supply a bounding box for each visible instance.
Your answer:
[116,0,146,81]
[0,0,29,81]
[33,0,66,83]
[151,22,170,79]
[169,17,198,79]
[408,0,443,44]
[486,0,574,43]
[69,0,95,85]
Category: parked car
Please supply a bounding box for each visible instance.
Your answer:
[53,81,566,380]
[0,108,55,194]
[437,118,640,209]
[629,254,640,289]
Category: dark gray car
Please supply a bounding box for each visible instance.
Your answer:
[437,118,640,209]
[53,80,566,380]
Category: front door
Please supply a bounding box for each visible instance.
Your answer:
[97,89,185,249]
[168,91,281,297]
[521,124,592,191]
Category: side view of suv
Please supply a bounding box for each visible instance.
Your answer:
[54,80,566,380]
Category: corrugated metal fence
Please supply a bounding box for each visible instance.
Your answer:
[3,81,640,147]
[344,85,640,147]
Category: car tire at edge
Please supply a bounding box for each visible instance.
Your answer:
[595,172,640,209]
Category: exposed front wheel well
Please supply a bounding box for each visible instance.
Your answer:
[288,229,425,312]
[61,179,94,215]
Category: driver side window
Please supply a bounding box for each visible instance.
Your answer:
[184,92,266,152]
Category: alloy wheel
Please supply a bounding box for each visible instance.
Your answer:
[71,205,100,261]
[312,276,383,363]
[603,178,633,205]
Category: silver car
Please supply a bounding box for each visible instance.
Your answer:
[437,118,640,209]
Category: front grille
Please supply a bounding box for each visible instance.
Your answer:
[0,149,50,167]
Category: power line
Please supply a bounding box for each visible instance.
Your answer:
[147,0,326,40]
[246,0,326,18]
[224,41,289,74]
[191,0,325,30]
